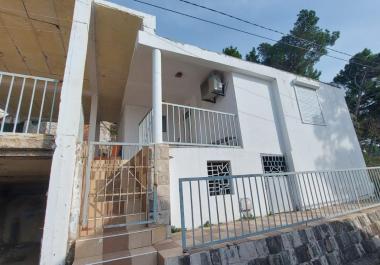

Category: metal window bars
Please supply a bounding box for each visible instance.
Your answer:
[80,142,157,236]
[0,71,60,134]
[179,167,380,250]
[138,102,241,147]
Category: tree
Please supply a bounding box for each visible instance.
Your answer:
[257,10,339,79]
[334,49,380,156]
[245,47,259,63]
[222,46,242,59]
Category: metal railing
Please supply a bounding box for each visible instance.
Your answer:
[179,167,380,250]
[138,102,241,147]
[138,110,153,145]
[81,142,157,235]
[0,71,60,134]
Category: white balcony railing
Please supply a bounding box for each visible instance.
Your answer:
[0,71,60,135]
[139,102,241,147]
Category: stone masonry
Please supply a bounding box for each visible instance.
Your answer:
[154,144,171,227]
[167,208,380,265]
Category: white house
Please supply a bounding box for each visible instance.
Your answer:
[0,1,373,264]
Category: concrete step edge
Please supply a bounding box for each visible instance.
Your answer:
[74,246,157,265]
[77,225,164,241]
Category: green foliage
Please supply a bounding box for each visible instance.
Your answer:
[364,152,380,167]
[202,221,211,227]
[245,47,259,63]
[257,10,339,79]
[222,46,242,59]
[223,10,339,79]
[171,225,181,233]
[334,48,380,161]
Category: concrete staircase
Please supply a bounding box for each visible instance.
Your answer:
[73,146,166,265]
[73,225,167,265]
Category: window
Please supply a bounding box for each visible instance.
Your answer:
[294,85,325,125]
[207,161,232,196]
[261,155,287,173]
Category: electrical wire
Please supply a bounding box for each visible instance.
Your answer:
[130,0,379,71]
[176,0,380,69]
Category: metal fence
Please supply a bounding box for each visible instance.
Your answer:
[138,102,241,147]
[0,71,60,134]
[179,167,380,250]
[81,142,157,235]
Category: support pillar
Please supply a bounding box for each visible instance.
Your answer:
[154,144,171,237]
[40,0,92,264]
[152,48,162,143]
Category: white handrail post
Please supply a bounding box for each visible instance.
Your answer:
[152,48,162,143]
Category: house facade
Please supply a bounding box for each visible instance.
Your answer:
[0,0,371,264]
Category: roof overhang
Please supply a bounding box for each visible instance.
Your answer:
[137,30,329,87]
[0,0,155,123]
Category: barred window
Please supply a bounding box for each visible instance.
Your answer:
[207,161,232,196]
[261,155,287,173]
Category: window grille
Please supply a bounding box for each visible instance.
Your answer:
[294,85,325,125]
[207,161,232,196]
[261,155,287,173]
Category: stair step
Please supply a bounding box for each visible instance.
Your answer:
[73,246,157,265]
[75,226,167,259]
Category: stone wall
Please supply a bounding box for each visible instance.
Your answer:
[154,144,171,227]
[167,208,380,265]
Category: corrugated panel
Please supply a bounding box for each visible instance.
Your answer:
[294,85,325,125]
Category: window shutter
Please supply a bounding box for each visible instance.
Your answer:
[294,85,325,125]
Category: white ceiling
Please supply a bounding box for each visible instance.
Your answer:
[124,45,215,108]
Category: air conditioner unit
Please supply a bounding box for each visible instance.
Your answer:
[201,71,225,103]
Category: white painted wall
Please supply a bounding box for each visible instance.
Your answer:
[118,104,149,143]
[168,71,368,227]
[118,42,367,229]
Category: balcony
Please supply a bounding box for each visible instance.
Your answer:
[0,71,60,135]
[139,102,241,147]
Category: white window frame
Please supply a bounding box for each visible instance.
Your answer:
[294,85,326,126]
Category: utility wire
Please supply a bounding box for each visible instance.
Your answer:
[178,0,349,57]
[177,0,380,69]
[130,0,379,71]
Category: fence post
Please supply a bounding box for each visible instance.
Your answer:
[179,179,187,251]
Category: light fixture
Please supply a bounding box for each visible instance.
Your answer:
[175,72,183,78]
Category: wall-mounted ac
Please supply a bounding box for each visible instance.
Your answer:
[201,71,225,103]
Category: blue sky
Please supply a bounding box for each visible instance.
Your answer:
[113,0,380,82]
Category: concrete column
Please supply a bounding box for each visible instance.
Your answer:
[153,144,170,236]
[152,48,162,143]
[40,0,92,264]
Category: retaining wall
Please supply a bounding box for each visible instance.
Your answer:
[165,208,380,265]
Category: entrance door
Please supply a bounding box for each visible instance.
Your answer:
[261,154,293,214]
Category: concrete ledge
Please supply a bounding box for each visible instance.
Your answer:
[0,133,55,157]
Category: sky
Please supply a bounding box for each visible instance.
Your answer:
[112,0,380,82]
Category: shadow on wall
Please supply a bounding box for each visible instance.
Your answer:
[0,182,48,265]
[313,88,364,170]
